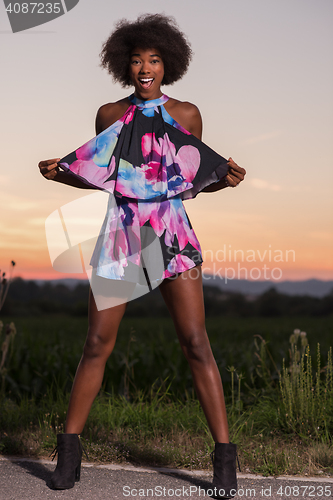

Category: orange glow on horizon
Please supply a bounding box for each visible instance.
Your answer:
[7,260,333,283]
[1,232,332,283]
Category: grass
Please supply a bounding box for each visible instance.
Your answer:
[279,342,333,440]
[1,390,333,476]
[1,314,332,401]
[0,314,333,475]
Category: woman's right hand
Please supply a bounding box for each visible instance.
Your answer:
[38,158,61,180]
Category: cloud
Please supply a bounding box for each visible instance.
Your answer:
[243,131,282,145]
[28,218,47,226]
[248,179,312,193]
[0,192,39,211]
[0,175,10,186]
[308,231,333,241]
[249,178,281,191]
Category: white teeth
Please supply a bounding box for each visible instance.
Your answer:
[139,78,153,82]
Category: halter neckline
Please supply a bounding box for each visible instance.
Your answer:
[129,93,169,109]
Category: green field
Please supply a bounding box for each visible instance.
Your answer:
[1,314,333,475]
[1,314,333,400]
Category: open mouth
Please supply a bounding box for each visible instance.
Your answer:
[138,78,154,90]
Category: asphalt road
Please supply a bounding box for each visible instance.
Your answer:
[1,457,332,500]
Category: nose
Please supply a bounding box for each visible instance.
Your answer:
[139,61,150,74]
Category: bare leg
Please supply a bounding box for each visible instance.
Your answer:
[65,283,135,434]
[159,266,229,443]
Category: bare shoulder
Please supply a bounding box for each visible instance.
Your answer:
[165,98,201,121]
[95,98,131,135]
[164,98,202,139]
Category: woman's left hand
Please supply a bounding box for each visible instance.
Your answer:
[225,158,246,187]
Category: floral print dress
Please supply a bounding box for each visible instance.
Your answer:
[59,94,229,288]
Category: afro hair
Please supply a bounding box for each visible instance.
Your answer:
[100,13,192,87]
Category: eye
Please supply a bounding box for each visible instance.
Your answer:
[151,59,160,64]
[131,59,141,65]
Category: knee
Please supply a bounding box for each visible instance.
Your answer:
[181,329,213,365]
[83,330,115,361]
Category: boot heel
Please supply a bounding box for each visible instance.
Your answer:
[211,442,238,499]
[49,433,83,490]
[75,462,81,482]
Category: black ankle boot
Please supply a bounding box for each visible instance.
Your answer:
[211,442,240,499]
[49,433,82,490]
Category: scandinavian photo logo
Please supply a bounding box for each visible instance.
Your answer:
[45,191,165,311]
[3,0,80,33]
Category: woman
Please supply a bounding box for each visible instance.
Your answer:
[39,14,245,498]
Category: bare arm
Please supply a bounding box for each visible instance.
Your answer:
[166,100,246,192]
[165,100,203,140]
[202,158,246,192]
[38,106,111,188]
[189,106,246,192]
[38,158,96,189]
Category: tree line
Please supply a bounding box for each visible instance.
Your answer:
[1,278,332,317]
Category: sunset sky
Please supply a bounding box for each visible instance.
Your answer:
[1,0,332,283]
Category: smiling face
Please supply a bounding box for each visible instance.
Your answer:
[129,47,164,100]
